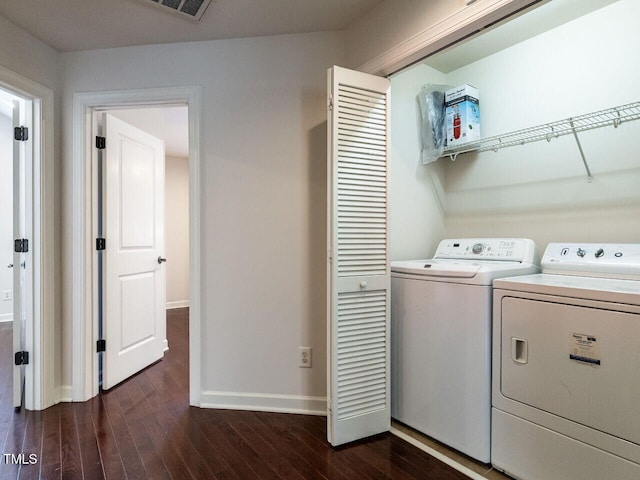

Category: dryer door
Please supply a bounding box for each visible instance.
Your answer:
[499,297,640,445]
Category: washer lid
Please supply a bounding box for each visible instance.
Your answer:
[391,259,482,278]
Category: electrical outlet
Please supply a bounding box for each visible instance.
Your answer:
[298,347,312,368]
[2,290,11,301]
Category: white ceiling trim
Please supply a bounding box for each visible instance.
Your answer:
[358,0,543,77]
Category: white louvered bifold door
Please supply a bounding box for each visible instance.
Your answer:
[327,66,391,447]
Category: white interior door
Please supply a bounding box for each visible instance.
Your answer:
[327,66,391,446]
[12,99,27,408]
[101,113,166,390]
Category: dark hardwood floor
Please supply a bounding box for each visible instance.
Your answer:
[0,310,472,479]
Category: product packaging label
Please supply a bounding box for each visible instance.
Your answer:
[569,333,601,367]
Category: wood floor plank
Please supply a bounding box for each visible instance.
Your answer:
[0,409,28,480]
[235,411,327,480]
[88,396,127,479]
[115,380,173,480]
[291,415,395,480]
[128,377,194,480]
[223,410,306,480]
[278,412,393,480]
[139,371,222,480]
[0,308,491,480]
[167,404,232,478]
[189,407,279,480]
[75,399,107,480]
[14,409,44,480]
[39,406,61,479]
[99,387,148,479]
[258,411,358,480]
[58,402,84,480]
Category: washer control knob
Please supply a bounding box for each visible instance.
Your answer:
[472,243,484,254]
[595,248,605,258]
[577,248,587,257]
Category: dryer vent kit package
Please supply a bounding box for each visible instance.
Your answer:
[418,84,449,164]
[445,84,480,147]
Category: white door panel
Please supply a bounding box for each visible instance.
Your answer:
[102,113,166,390]
[12,98,32,409]
[327,66,391,446]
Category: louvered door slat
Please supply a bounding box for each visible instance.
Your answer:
[327,66,390,447]
[339,129,387,143]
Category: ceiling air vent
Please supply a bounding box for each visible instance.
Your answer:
[139,0,213,21]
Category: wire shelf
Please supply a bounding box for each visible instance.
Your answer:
[441,101,640,181]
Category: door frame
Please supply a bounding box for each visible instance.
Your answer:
[0,65,55,410]
[72,86,202,404]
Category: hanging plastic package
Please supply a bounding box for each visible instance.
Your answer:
[418,84,449,164]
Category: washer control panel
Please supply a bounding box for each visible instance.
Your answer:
[543,243,640,279]
[434,238,537,263]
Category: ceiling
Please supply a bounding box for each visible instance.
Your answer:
[0,0,383,52]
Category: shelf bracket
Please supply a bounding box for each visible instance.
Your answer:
[569,118,593,183]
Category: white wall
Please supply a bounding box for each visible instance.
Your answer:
[388,64,447,260]
[389,0,640,260]
[0,109,12,322]
[165,155,190,308]
[60,31,344,410]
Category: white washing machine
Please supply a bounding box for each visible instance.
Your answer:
[492,243,640,480]
[391,238,539,463]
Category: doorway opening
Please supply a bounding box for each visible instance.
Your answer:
[0,67,55,411]
[71,87,201,405]
[0,87,20,407]
[98,106,190,390]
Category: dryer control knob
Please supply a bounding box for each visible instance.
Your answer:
[595,248,605,258]
[577,248,587,257]
[472,243,484,254]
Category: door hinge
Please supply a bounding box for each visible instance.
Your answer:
[96,238,106,250]
[328,96,334,111]
[14,239,29,253]
[14,126,28,141]
[96,136,106,150]
[14,351,29,366]
[97,339,106,353]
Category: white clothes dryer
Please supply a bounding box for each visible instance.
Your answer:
[492,243,640,480]
[391,238,539,463]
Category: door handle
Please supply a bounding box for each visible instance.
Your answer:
[511,337,528,364]
[157,256,167,264]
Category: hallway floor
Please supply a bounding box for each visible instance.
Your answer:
[0,310,492,479]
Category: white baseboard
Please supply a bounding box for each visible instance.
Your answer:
[166,300,189,310]
[57,385,73,403]
[0,313,13,323]
[200,391,327,416]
